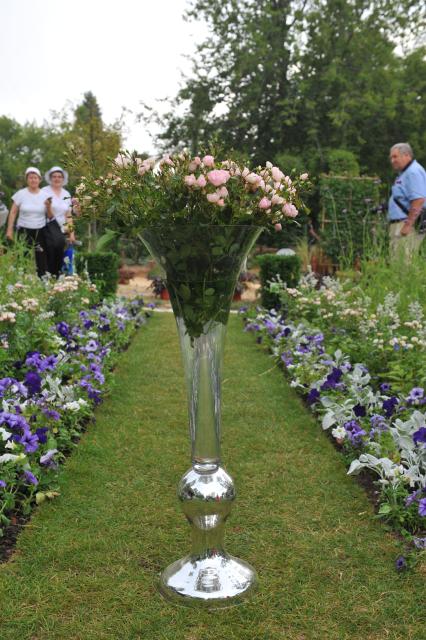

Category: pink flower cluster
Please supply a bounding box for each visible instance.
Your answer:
[182,155,305,224]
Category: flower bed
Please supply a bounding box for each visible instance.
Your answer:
[243,271,426,568]
[0,263,150,549]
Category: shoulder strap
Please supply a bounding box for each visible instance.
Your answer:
[392,196,409,215]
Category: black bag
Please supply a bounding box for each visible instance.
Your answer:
[44,218,66,251]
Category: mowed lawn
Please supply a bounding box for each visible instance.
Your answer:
[0,313,424,640]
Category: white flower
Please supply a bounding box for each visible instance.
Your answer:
[332,426,346,441]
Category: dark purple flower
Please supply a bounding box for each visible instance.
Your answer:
[413,427,426,446]
[418,498,426,517]
[307,388,320,405]
[321,367,343,391]
[56,321,70,337]
[23,470,38,485]
[353,404,366,418]
[395,556,407,572]
[382,396,399,418]
[35,427,49,444]
[24,371,42,396]
[380,383,391,393]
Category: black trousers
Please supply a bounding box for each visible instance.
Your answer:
[17,227,48,278]
[46,234,67,278]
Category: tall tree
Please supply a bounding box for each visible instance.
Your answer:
[150,0,425,177]
[69,91,121,179]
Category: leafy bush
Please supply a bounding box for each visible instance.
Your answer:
[327,149,360,176]
[256,254,301,309]
[319,174,383,266]
[76,251,120,298]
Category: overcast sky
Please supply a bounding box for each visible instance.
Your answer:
[1,0,206,153]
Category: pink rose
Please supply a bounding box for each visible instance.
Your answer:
[245,172,262,185]
[196,174,207,188]
[217,198,225,207]
[189,157,202,172]
[283,203,298,218]
[300,172,309,180]
[184,174,197,187]
[202,155,215,167]
[271,166,284,182]
[207,192,221,204]
[259,197,272,209]
[207,169,231,187]
[114,153,130,168]
[274,223,282,232]
[218,186,228,198]
[271,194,284,205]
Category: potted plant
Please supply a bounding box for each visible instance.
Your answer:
[74,150,309,606]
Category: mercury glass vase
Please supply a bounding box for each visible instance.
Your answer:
[141,224,262,607]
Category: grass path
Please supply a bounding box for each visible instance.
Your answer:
[0,313,424,640]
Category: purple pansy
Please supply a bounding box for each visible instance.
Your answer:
[418,498,426,517]
[307,388,320,405]
[407,387,426,405]
[24,371,42,396]
[23,470,38,485]
[382,396,399,418]
[56,321,70,337]
[395,556,407,572]
[343,420,366,445]
[321,367,343,391]
[413,427,426,446]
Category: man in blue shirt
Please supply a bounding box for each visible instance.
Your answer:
[388,143,426,258]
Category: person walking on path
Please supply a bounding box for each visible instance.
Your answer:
[388,143,426,259]
[6,167,49,277]
[42,166,75,277]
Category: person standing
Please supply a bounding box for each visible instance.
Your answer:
[6,167,49,277]
[41,166,75,277]
[388,143,426,259]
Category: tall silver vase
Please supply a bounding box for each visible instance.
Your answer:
[141,224,261,607]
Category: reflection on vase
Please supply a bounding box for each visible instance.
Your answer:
[141,225,261,607]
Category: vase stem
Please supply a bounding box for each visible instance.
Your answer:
[177,318,225,470]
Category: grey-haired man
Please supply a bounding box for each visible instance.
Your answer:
[388,143,426,258]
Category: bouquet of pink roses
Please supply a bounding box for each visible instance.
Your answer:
[74,150,309,235]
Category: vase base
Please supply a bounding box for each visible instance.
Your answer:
[159,553,257,608]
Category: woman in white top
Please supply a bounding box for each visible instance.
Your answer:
[42,166,75,277]
[6,167,50,277]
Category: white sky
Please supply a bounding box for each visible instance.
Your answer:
[0,0,206,153]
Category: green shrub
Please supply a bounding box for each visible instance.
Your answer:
[319,174,383,266]
[327,149,360,176]
[76,251,120,298]
[257,253,301,309]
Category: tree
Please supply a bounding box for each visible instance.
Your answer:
[67,91,121,181]
[149,0,425,177]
